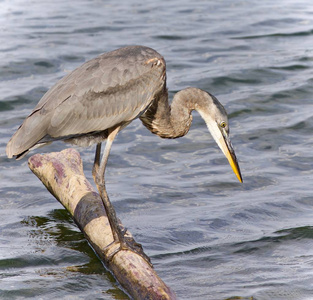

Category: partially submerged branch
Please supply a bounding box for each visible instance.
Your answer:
[28,148,176,300]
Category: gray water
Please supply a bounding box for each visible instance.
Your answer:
[1,0,313,299]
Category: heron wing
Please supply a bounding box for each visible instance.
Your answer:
[6,46,166,157]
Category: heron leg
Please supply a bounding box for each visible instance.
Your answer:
[94,127,121,243]
[92,143,101,182]
[94,127,151,264]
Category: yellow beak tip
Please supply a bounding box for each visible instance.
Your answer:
[235,172,243,183]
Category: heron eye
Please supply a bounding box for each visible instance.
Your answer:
[220,121,227,128]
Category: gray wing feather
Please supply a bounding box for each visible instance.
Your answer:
[6,46,166,157]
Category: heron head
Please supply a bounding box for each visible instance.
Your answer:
[196,92,243,183]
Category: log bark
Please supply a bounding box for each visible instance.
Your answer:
[28,148,177,300]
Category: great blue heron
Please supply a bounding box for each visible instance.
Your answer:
[6,45,242,260]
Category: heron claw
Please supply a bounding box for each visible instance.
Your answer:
[104,227,152,267]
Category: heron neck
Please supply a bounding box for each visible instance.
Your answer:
[140,87,207,139]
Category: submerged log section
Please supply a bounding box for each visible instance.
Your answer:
[28,148,176,300]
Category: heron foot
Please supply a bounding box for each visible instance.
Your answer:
[105,225,152,267]
[95,181,152,266]
[121,235,152,267]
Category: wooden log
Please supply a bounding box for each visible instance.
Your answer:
[28,148,177,300]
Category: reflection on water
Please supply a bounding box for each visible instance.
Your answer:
[1,0,313,299]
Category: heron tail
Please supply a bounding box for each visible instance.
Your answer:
[6,112,48,159]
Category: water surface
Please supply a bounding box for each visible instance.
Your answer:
[1,0,313,299]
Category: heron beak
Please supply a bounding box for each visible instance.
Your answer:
[200,115,243,183]
[218,130,243,183]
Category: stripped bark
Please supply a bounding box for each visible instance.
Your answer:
[28,148,176,300]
